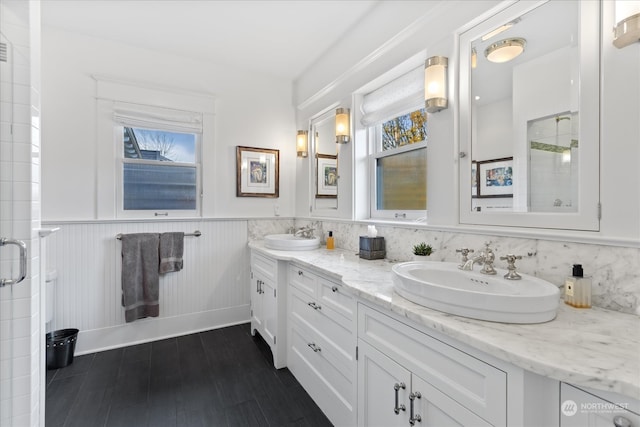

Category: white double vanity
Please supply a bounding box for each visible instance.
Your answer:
[249,242,639,427]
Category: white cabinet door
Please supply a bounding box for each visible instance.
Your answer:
[250,271,264,333]
[411,374,492,427]
[261,277,277,346]
[561,383,640,427]
[358,340,410,427]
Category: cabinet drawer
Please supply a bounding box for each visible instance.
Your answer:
[289,324,355,427]
[251,252,277,281]
[290,287,354,372]
[288,264,316,297]
[317,277,354,321]
[358,303,506,426]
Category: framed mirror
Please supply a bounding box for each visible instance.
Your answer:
[311,109,338,213]
[459,0,600,231]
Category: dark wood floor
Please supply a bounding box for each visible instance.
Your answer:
[45,323,333,427]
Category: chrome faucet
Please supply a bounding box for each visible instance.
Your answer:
[460,253,485,271]
[294,226,315,239]
[459,242,497,275]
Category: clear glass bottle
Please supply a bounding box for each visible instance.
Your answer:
[564,264,591,308]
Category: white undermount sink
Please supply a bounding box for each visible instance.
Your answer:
[392,261,560,324]
[264,234,321,251]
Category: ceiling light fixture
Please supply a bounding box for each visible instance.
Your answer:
[484,38,526,63]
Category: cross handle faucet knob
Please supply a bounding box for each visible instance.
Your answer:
[456,248,474,263]
[500,254,523,280]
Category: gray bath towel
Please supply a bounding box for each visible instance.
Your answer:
[159,232,184,273]
[121,233,160,322]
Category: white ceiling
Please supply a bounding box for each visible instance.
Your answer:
[41,0,378,81]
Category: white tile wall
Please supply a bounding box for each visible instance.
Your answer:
[0,0,42,426]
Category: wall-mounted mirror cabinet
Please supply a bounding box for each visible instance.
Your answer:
[459,0,600,231]
[310,109,338,215]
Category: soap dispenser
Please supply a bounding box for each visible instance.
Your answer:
[326,231,335,250]
[564,264,591,308]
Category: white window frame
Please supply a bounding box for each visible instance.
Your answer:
[115,122,202,218]
[94,76,215,219]
[358,64,427,221]
[368,117,427,220]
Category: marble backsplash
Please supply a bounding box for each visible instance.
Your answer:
[248,219,640,315]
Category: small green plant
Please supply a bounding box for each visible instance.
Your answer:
[412,242,433,256]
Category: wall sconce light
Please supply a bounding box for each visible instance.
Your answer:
[613,1,640,48]
[484,38,526,63]
[471,48,477,69]
[335,108,350,144]
[296,130,308,158]
[424,56,448,113]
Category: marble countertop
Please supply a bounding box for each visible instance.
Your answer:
[249,241,640,400]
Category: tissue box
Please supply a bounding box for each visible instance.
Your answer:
[359,236,385,260]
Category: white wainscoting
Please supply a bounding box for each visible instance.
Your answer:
[43,220,250,354]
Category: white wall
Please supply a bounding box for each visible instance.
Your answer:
[41,27,296,221]
[294,0,640,243]
[44,220,251,355]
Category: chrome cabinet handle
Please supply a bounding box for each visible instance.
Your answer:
[307,343,321,352]
[331,285,338,292]
[409,391,422,425]
[298,270,304,276]
[0,238,27,287]
[614,416,633,427]
[307,302,321,310]
[393,382,406,414]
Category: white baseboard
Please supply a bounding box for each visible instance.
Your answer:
[74,304,250,355]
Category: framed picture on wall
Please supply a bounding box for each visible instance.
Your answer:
[471,161,478,198]
[316,154,338,198]
[236,146,279,197]
[477,157,513,198]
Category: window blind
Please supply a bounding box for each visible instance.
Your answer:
[113,102,203,133]
[360,66,424,127]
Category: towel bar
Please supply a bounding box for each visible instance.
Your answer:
[116,230,201,240]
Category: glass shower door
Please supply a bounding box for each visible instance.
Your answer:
[0,32,27,426]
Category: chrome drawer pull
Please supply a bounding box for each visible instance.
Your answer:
[298,270,304,276]
[307,342,321,352]
[331,285,338,292]
[409,391,422,425]
[393,382,406,414]
[307,302,321,310]
[614,416,632,427]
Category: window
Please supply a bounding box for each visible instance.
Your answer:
[95,77,213,219]
[122,127,198,211]
[113,103,203,218]
[370,108,427,219]
[360,65,427,220]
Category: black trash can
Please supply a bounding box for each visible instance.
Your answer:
[46,329,79,370]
